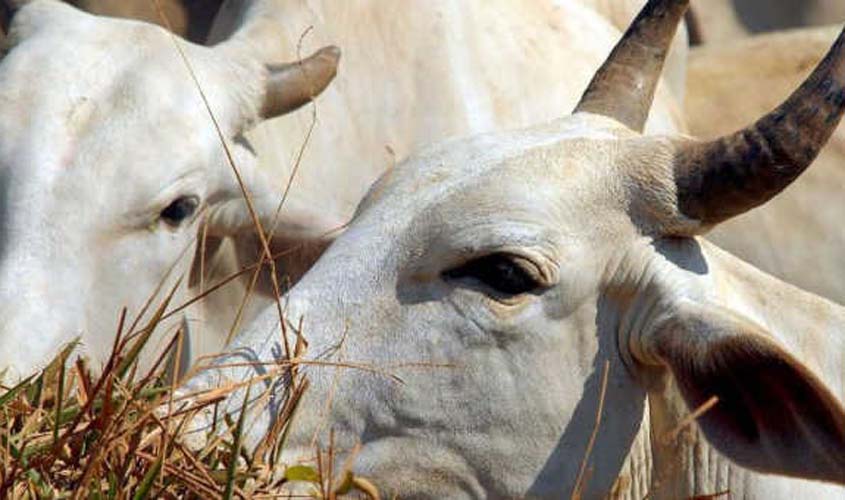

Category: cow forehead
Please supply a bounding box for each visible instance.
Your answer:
[0,8,244,232]
[358,114,634,226]
[331,114,640,273]
[0,1,259,162]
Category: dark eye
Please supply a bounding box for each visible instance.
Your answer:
[160,195,199,227]
[443,253,541,296]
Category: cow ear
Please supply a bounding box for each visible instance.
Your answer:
[204,192,344,245]
[201,189,345,294]
[644,301,845,484]
[205,157,344,243]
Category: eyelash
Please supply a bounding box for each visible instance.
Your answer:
[442,253,542,296]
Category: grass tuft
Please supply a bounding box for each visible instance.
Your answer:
[0,311,378,499]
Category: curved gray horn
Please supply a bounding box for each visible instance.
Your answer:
[574,0,689,132]
[673,26,845,227]
[261,45,340,119]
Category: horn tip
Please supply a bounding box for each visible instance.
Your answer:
[315,45,341,67]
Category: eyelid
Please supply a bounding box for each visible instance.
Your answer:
[453,248,558,286]
[508,248,559,285]
[443,251,549,297]
[122,173,205,230]
[505,253,544,282]
[160,195,202,226]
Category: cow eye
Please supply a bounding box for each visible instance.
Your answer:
[160,195,199,227]
[443,253,542,296]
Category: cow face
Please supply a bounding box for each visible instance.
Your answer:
[264,116,665,495]
[0,1,339,379]
[188,0,845,496]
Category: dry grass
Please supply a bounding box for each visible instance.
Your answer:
[0,303,379,499]
[0,2,383,496]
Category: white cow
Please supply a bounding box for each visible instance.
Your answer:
[183,0,845,497]
[0,0,341,379]
[211,0,687,223]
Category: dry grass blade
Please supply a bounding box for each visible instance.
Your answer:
[224,385,251,500]
[151,0,294,366]
[661,396,719,445]
[570,360,610,500]
[253,376,309,469]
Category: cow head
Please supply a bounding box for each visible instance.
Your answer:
[0,0,340,380]
[187,0,845,496]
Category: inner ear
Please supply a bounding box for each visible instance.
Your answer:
[649,303,845,484]
[188,231,226,290]
[232,229,335,296]
[201,193,345,296]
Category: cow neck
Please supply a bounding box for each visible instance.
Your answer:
[644,380,749,499]
[605,401,653,499]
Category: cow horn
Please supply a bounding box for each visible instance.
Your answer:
[261,45,340,119]
[672,26,845,227]
[574,0,689,132]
